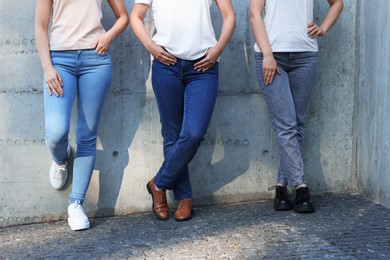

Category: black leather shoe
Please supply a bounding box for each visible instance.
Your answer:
[270,186,293,211]
[293,187,315,213]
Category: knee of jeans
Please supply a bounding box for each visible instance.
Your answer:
[45,129,68,150]
[275,124,298,140]
[180,129,204,146]
[76,135,97,155]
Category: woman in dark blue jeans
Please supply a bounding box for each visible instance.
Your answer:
[130,0,235,221]
[250,0,343,213]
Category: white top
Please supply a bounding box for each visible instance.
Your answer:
[254,0,318,53]
[135,0,218,60]
[50,0,106,50]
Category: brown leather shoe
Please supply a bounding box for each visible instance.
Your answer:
[146,178,169,220]
[174,198,192,221]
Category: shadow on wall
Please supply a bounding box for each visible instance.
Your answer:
[89,2,148,217]
[186,0,350,204]
[184,2,276,205]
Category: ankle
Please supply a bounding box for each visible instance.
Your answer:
[296,183,307,189]
[55,162,66,167]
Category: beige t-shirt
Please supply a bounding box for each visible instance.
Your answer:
[49,0,106,50]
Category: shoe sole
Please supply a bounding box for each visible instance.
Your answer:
[274,202,294,211]
[174,216,192,221]
[68,220,90,231]
[174,209,194,221]
[275,205,294,211]
[294,205,315,213]
[146,182,169,221]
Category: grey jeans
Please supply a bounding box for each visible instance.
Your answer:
[255,52,318,186]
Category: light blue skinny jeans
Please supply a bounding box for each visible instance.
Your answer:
[255,52,318,186]
[44,49,112,204]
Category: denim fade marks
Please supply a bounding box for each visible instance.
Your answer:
[255,52,318,186]
[44,49,112,204]
[152,58,219,200]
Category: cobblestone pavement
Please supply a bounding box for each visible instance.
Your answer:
[1,193,390,259]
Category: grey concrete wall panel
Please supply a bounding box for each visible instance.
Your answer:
[357,1,390,206]
[1,0,356,227]
[304,0,357,193]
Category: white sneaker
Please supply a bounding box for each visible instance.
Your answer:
[49,146,71,190]
[68,201,90,231]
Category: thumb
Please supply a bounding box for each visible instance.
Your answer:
[92,39,98,49]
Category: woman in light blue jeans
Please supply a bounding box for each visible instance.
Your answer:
[250,0,343,213]
[44,50,112,203]
[35,0,128,230]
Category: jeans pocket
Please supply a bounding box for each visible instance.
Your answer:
[92,49,110,56]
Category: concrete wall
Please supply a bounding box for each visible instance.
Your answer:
[357,1,390,207]
[0,0,357,227]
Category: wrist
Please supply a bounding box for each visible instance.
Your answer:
[262,52,274,59]
[319,26,328,36]
[42,63,54,71]
[212,44,224,56]
[145,41,157,51]
[106,31,115,42]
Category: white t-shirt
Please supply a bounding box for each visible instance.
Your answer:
[254,0,318,53]
[135,0,218,60]
[50,0,106,50]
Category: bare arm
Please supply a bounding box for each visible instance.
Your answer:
[130,4,177,66]
[35,0,64,96]
[93,0,129,53]
[194,0,236,72]
[249,0,280,86]
[308,0,344,38]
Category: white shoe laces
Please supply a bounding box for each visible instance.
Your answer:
[52,164,67,180]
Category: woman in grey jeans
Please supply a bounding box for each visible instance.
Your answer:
[250,0,343,213]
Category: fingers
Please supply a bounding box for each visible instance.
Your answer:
[46,73,63,96]
[194,58,216,72]
[307,22,323,39]
[263,68,277,86]
[158,52,177,66]
[46,82,61,96]
[194,51,217,72]
[93,37,109,54]
[262,56,279,86]
[58,74,63,86]
[276,66,281,75]
[308,27,319,38]
[154,47,177,66]
[95,43,108,54]
[194,48,219,72]
[46,84,52,96]
[96,46,108,54]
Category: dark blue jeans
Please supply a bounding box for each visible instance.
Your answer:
[152,58,219,200]
[255,52,318,186]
